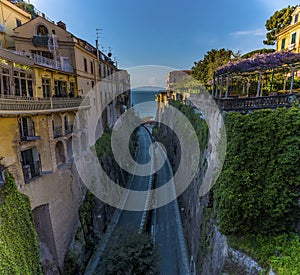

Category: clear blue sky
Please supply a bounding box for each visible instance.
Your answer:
[30,0,298,70]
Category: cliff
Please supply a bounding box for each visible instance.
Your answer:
[157,101,300,274]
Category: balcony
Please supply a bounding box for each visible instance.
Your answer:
[11,50,74,73]
[32,35,49,47]
[20,125,41,142]
[0,95,90,113]
[214,93,300,112]
[23,160,41,184]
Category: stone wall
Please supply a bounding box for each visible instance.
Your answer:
[21,162,85,273]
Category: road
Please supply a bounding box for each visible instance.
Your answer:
[85,126,190,274]
[152,143,190,275]
[117,126,153,230]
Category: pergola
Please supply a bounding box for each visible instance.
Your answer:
[213,52,300,98]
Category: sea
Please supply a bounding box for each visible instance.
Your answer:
[130,88,163,119]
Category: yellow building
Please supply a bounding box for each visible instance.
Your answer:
[0,6,130,272]
[276,6,300,53]
[0,0,31,49]
[0,47,90,272]
[13,15,130,127]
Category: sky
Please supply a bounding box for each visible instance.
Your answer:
[29,0,299,70]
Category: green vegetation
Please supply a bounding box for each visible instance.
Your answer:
[0,173,42,274]
[229,234,300,275]
[171,100,208,152]
[264,6,296,45]
[64,191,96,275]
[192,49,236,88]
[214,107,300,274]
[14,1,35,17]
[101,228,159,275]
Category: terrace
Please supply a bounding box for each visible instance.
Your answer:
[214,93,300,112]
[212,51,300,111]
[11,50,74,73]
[0,95,90,113]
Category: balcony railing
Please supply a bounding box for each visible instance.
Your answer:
[0,95,90,112]
[11,50,74,73]
[32,35,49,47]
[23,161,41,184]
[214,93,300,112]
[20,125,41,141]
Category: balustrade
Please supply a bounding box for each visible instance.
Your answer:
[215,94,299,111]
[0,95,89,112]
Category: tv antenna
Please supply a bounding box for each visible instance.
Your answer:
[95,28,103,58]
[101,45,106,53]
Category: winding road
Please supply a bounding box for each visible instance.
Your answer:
[85,126,190,274]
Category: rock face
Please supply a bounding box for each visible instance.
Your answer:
[178,159,266,274]
[177,151,265,275]
[63,193,115,274]
[63,137,129,274]
[154,102,265,274]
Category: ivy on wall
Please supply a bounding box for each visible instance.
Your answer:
[214,107,300,235]
[0,173,42,274]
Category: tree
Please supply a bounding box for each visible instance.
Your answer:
[102,228,159,275]
[263,6,296,45]
[191,49,236,87]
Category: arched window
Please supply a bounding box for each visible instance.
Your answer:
[52,115,62,138]
[67,138,73,160]
[36,25,49,36]
[55,141,65,166]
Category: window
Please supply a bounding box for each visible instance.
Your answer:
[84,58,87,72]
[98,64,102,78]
[69,82,75,97]
[16,19,22,27]
[21,148,41,183]
[19,117,40,141]
[295,14,299,24]
[91,81,95,89]
[42,78,51,97]
[2,68,10,95]
[14,70,33,97]
[64,116,69,131]
[54,80,67,97]
[281,38,286,50]
[52,115,62,138]
[61,57,71,71]
[36,25,49,36]
[90,61,94,74]
[291,32,296,44]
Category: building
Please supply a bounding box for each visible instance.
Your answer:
[13,15,130,129]
[0,0,32,49]
[276,6,300,53]
[0,4,130,273]
[0,47,90,272]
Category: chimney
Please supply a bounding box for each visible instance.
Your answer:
[57,21,66,31]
